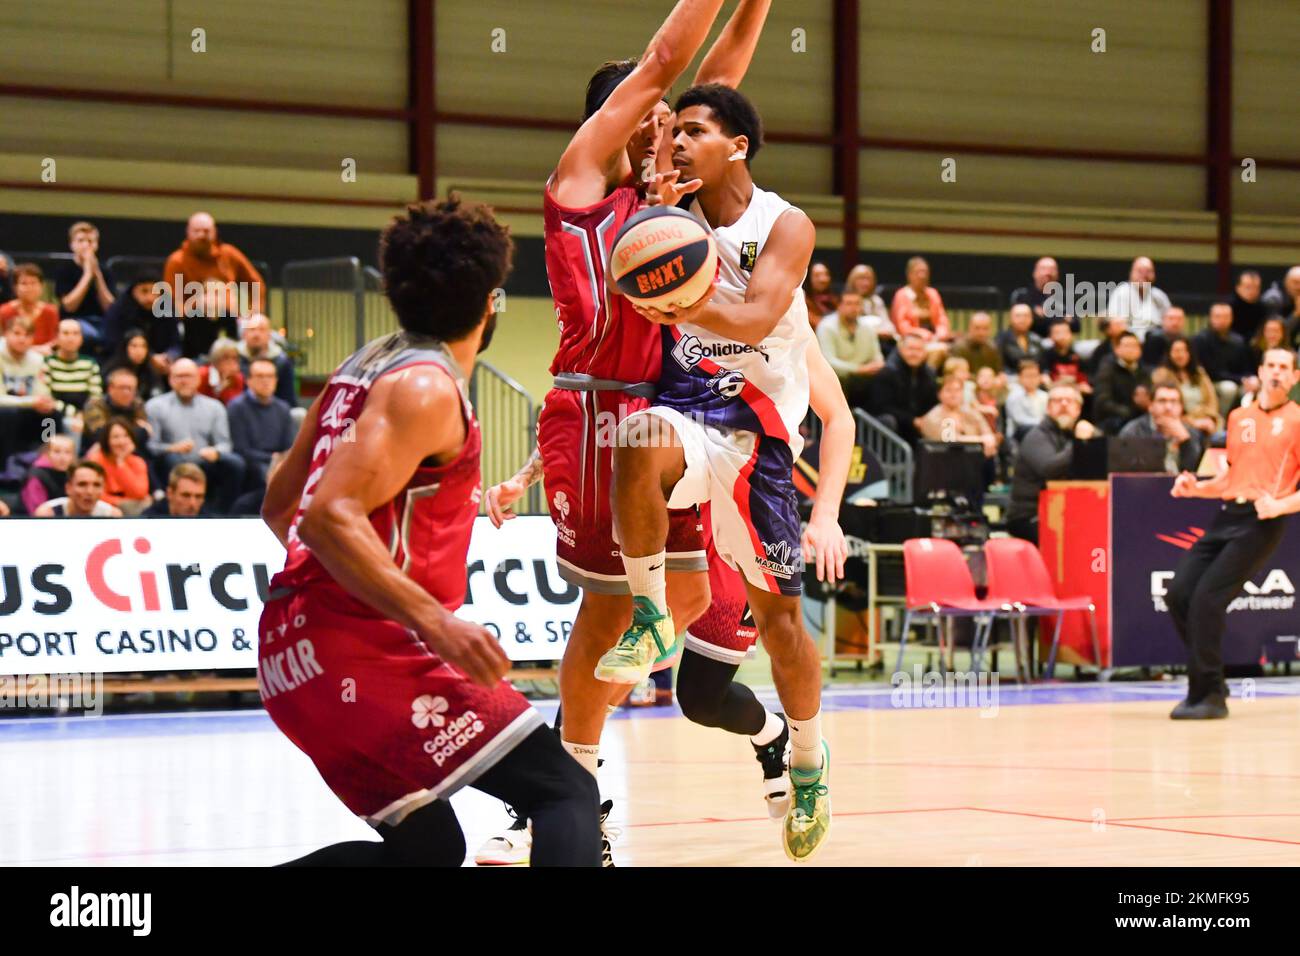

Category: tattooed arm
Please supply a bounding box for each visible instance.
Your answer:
[486,447,544,528]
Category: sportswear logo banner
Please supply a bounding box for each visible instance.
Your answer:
[1110,475,1300,667]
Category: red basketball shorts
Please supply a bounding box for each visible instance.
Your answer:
[537,386,706,593]
[258,583,543,826]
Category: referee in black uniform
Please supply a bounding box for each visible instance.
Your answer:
[1166,348,1300,719]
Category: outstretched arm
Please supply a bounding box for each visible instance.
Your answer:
[552,0,725,206]
[802,346,852,583]
[694,0,771,87]
[485,447,545,528]
[262,393,322,546]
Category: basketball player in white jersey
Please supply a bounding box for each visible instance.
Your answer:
[600,83,832,861]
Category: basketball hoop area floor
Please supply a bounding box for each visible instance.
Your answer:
[3,680,1299,867]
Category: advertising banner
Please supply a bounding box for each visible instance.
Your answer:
[0,515,578,674]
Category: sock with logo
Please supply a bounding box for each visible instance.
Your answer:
[623,550,668,615]
[561,739,600,779]
[787,709,824,774]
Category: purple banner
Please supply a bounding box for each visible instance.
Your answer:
[1110,475,1300,668]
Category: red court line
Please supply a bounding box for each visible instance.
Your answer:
[969,807,1300,847]
[1109,813,1300,822]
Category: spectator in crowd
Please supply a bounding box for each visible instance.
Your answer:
[237,313,296,407]
[950,311,1004,381]
[144,462,209,517]
[1119,383,1205,475]
[996,303,1041,372]
[228,357,296,514]
[0,264,60,353]
[802,261,838,324]
[1093,331,1152,433]
[1249,316,1289,369]
[816,290,883,408]
[972,365,1004,434]
[20,435,76,515]
[1152,335,1221,435]
[101,273,179,369]
[1085,314,1129,377]
[1011,256,1077,336]
[1007,383,1097,543]
[55,222,114,351]
[1141,305,1186,367]
[163,212,265,357]
[86,417,152,516]
[1231,269,1266,342]
[33,460,122,517]
[145,358,245,513]
[82,366,152,451]
[104,329,164,400]
[1039,318,1091,393]
[941,356,977,407]
[44,319,102,424]
[1005,360,1049,443]
[889,256,951,344]
[1107,256,1170,337]
[843,264,895,343]
[867,332,938,446]
[198,338,246,405]
[918,375,998,460]
[0,317,59,466]
[1192,301,1255,413]
[1262,264,1300,321]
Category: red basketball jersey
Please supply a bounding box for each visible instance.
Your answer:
[272,331,482,611]
[543,177,661,383]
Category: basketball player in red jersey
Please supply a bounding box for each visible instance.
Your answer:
[257,196,600,866]
[1168,346,1300,719]
[486,0,773,849]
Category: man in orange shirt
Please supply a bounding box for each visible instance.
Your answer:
[162,212,265,358]
[1167,347,1300,719]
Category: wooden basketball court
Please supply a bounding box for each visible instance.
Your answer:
[2,681,1297,866]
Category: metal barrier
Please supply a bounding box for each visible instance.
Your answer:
[470,363,543,515]
[282,257,373,379]
[281,256,541,514]
[800,406,914,504]
[855,409,914,503]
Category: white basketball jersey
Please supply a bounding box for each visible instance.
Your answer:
[654,185,812,455]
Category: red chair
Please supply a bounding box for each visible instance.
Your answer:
[898,538,1009,675]
[983,537,1100,679]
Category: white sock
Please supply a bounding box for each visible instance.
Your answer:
[623,550,668,614]
[561,739,600,779]
[787,710,823,773]
[750,709,785,748]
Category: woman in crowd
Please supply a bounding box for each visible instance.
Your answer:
[802,261,839,325]
[889,256,952,344]
[1151,334,1220,434]
[844,264,896,346]
[20,434,76,515]
[198,338,245,405]
[1250,316,1289,368]
[86,416,152,516]
[103,329,162,399]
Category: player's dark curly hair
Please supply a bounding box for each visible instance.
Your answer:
[673,83,764,165]
[379,194,514,342]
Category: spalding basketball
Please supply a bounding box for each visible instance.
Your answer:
[609,206,716,311]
